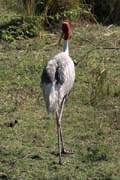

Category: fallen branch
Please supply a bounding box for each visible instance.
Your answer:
[96,47,120,50]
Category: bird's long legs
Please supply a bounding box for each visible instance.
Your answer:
[56,97,66,164]
[56,97,73,164]
[56,96,74,164]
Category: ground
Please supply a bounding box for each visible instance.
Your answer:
[0,15,120,180]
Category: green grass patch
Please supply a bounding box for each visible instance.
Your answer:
[0,21,120,180]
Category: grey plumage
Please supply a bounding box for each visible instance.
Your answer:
[41,52,75,113]
[41,21,75,165]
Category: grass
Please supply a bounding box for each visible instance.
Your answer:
[0,14,120,180]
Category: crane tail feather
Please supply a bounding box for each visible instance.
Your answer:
[42,83,58,113]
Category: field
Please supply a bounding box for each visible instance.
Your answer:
[0,12,120,180]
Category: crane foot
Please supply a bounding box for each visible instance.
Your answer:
[59,160,65,165]
[62,149,75,154]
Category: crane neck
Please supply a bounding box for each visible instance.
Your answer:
[63,40,69,55]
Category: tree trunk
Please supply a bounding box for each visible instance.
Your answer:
[23,0,33,15]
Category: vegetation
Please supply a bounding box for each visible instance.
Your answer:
[1,0,120,42]
[0,16,42,41]
[0,1,120,180]
[93,0,120,24]
[1,0,120,24]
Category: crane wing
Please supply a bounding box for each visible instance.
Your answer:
[41,52,75,113]
[41,52,75,87]
[41,56,67,85]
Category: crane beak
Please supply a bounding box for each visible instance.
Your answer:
[58,31,64,45]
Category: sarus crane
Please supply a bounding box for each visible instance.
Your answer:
[41,20,75,165]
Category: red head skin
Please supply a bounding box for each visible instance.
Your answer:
[62,21,71,40]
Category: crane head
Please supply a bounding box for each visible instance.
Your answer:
[62,21,71,40]
[58,21,71,45]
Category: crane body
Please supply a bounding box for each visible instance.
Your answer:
[41,21,75,164]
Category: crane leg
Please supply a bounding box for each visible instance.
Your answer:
[59,97,74,154]
[56,111,62,165]
[56,97,66,164]
[56,97,74,165]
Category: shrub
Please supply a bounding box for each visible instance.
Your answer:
[0,16,41,41]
